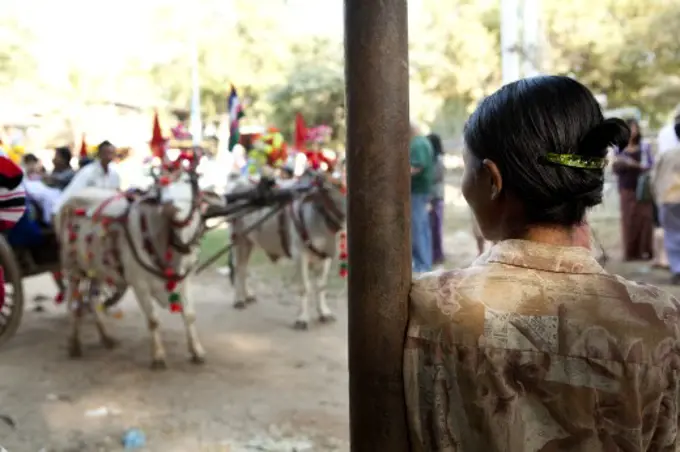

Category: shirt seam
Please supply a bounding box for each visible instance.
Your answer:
[484,259,605,275]
[407,335,674,372]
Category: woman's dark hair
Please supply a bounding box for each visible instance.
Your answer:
[427,133,444,158]
[464,75,629,227]
[674,114,680,141]
[55,146,72,164]
[626,118,642,145]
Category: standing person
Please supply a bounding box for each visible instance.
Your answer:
[427,133,445,265]
[410,123,434,273]
[53,140,120,218]
[612,118,654,261]
[652,117,680,283]
[657,106,680,155]
[405,75,680,450]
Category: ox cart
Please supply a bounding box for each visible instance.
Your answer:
[0,224,127,347]
[0,177,313,348]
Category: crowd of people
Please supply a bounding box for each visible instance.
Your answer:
[607,110,680,285]
[15,141,120,228]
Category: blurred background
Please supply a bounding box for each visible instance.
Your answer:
[2,0,678,154]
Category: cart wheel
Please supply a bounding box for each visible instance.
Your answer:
[102,284,127,310]
[0,236,24,347]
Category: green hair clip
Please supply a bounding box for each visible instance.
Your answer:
[543,152,607,170]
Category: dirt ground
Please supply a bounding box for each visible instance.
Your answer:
[1,172,677,452]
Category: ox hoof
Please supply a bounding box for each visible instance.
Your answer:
[319,314,337,324]
[101,336,119,350]
[293,320,309,331]
[245,296,257,304]
[68,341,82,358]
[150,359,168,370]
[233,300,247,310]
[191,355,206,365]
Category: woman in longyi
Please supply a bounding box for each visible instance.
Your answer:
[404,76,680,451]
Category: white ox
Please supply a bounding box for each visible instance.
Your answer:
[55,174,220,368]
[228,172,346,330]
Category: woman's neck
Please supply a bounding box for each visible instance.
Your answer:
[521,225,582,247]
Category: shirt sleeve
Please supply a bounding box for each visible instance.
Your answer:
[52,170,75,190]
[53,166,91,215]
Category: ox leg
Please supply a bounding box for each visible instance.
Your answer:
[293,252,313,330]
[66,277,84,358]
[233,237,254,310]
[316,258,336,323]
[133,286,167,369]
[245,266,257,305]
[178,283,206,364]
[89,281,118,349]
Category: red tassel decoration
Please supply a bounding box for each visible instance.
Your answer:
[338,231,348,278]
[169,302,183,313]
[55,292,65,304]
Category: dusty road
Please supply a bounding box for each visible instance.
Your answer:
[0,265,351,452]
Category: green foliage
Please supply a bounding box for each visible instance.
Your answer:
[268,37,345,144]
[1,0,680,137]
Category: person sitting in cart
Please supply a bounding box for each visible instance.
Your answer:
[21,147,77,225]
[44,146,76,190]
[0,153,27,304]
[52,140,121,219]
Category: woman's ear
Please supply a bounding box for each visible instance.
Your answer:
[482,159,503,200]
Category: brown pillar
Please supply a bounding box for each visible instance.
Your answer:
[344,1,411,451]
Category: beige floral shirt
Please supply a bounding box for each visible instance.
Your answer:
[405,240,680,451]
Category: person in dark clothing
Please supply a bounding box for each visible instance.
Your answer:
[427,133,446,265]
[612,118,654,261]
[44,146,76,190]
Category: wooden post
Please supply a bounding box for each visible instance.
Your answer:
[345,1,411,451]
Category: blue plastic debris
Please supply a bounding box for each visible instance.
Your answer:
[122,428,146,449]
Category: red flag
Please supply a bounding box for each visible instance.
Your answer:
[150,110,166,158]
[79,134,88,158]
[294,113,307,150]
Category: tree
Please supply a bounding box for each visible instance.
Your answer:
[0,18,37,93]
[268,37,345,144]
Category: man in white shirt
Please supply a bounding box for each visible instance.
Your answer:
[657,107,680,155]
[53,140,121,217]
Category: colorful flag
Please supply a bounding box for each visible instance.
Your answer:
[150,111,167,159]
[79,134,88,159]
[227,85,245,151]
[294,112,307,150]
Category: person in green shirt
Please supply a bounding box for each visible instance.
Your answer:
[410,123,434,272]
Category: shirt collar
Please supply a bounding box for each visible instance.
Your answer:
[476,239,605,275]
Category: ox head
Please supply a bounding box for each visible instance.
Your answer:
[146,148,206,251]
[302,168,347,227]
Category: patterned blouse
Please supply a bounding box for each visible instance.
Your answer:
[405,239,680,451]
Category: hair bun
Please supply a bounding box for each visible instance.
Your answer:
[578,118,630,158]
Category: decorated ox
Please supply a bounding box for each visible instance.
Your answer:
[55,162,223,368]
[228,171,346,330]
